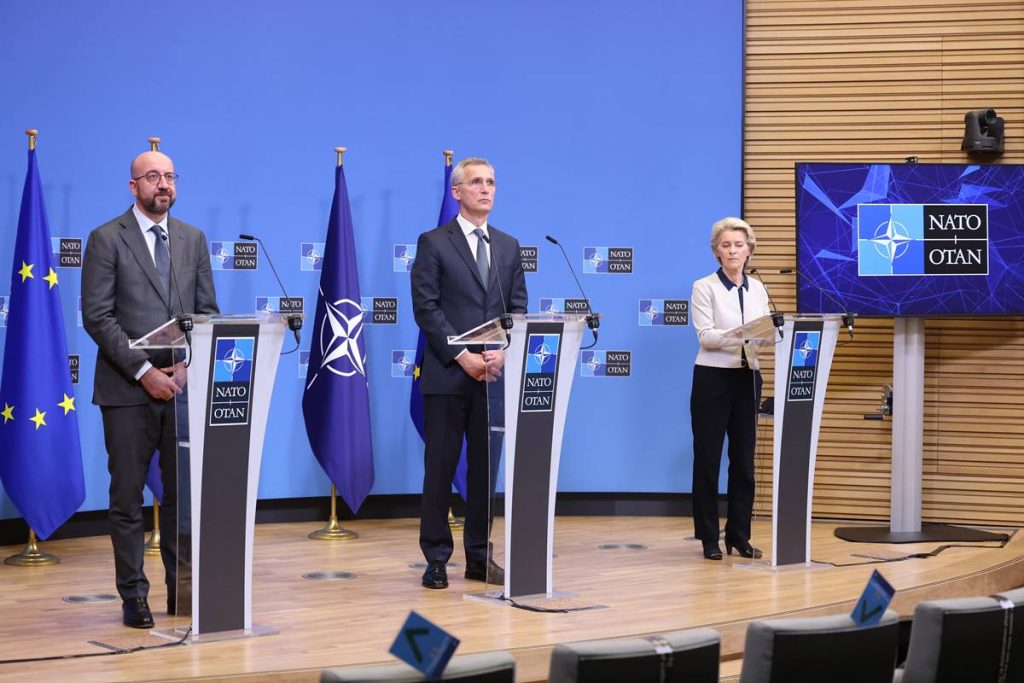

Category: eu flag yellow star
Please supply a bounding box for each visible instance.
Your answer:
[413,365,421,380]
[1,403,13,424]
[18,261,34,282]
[30,408,46,430]
[44,267,59,289]
[58,393,76,415]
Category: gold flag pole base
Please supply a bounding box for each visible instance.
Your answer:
[308,485,358,540]
[448,508,464,531]
[144,500,161,556]
[5,529,59,566]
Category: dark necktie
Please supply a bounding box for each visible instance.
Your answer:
[473,228,489,287]
[150,225,170,296]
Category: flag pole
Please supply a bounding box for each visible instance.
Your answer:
[4,129,61,567]
[308,146,359,542]
[440,149,466,533]
[143,135,163,556]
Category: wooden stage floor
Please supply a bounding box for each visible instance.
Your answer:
[0,516,1020,682]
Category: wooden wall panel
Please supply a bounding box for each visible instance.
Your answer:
[746,0,1024,525]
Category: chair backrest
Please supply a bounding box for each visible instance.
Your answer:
[548,627,720,683]
[899,585,1024,683]
[320,651,515,682]
[739,609,899,683]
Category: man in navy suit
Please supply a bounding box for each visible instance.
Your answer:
[411,157,528,589]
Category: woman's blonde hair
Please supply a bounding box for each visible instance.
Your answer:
[710,217,756,263]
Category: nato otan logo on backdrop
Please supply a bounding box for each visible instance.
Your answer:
[787,331,820,402]
[0,295,8,328]
[392,350,416,378]
[210,241,258,270]
[393,244,417,272]
[521,333,560,412]
[300,242,325,272]
[51,237,82,268]
[580,350,631,377]
[638,299,689,326]
[857,204,988,276]
[68,355,79,385]
[210,337,255,426]
[583,246,633,274]
[361,297,398,324]
[539,297,590,315]
[519,245,539,272]
[255,296,304,315]
[298,349,310,379]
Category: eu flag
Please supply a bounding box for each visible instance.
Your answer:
[0,147,85,539]
[302,162,374,513]
[410,161,468,498]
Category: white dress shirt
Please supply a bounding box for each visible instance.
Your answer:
[457,213,490,266]
[691,269,771,369]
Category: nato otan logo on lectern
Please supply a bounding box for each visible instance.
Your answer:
[210,337,255,426]
[521,334,560,412]
[787,331,820,402]
[857,204,988,276]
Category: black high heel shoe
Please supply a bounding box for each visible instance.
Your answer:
[725,539,762,559]
[702,540,723,561]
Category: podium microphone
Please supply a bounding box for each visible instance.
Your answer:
[747,267,784,340]
[780,267,855,340]
[545,235,599,349]
[239,233,303,348]
[477,233,514,341]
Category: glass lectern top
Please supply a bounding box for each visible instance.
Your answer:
[722,314,781,344]
[129,312,298,350]
[447,312,595,346]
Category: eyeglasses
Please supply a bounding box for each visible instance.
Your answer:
[133,171,179,185]
[455,177,495,188]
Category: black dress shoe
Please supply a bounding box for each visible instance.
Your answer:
[422,561,448,589]
[701,541,723,561]
[122,597,154,629]
[726,539,763,559]
[465,559,504,584]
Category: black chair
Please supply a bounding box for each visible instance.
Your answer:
[548,627,719,682]
[739,610,899,683]
[894,585,1024,682]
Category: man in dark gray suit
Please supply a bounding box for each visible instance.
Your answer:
[411,157,528,589]
[82,150,219,628]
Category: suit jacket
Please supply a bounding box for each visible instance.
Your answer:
[81,207,220,407]
[411,218,528,395]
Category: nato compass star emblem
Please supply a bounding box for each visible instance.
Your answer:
[586,250,604,271]
[642,301,660,323]
[532,343,554,369]
[221,346,248,375]
[797,338,816,363]
[305,246,322,270]
[395,247,415,270]
[870,217,913,264]
[306,295,366,388]
[214,244,231,267]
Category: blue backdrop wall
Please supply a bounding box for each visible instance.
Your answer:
[0,0,743,519]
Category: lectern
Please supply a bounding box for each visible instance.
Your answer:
[131,313,289,639]
[449,312,589,599]
[724,313,842,566]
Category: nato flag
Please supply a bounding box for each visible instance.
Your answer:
[409,161,469,499]
[0,148,85,539]
[302,163,374,513]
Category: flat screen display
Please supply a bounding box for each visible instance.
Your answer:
[795,162,1024,316]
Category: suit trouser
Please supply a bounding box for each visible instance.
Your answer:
[690,364,761,544]
[102,401,178,602]
[420,387,495,565]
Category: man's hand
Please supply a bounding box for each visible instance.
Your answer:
[167,362,187,390]
[456,352,487,381]
[482,349,504,382]
[140,366,183,401]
